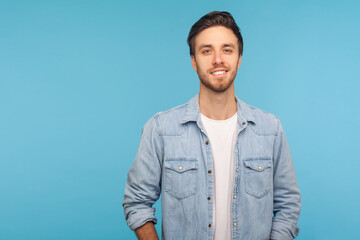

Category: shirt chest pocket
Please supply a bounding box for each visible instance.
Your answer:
[243,157,272,198]
[164,157,198,199]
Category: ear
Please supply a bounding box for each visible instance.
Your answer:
[191,55,198,72]
[237,55,242,69]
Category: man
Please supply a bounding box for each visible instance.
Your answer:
[123,11,301,240]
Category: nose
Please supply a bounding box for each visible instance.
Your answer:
[212,50,224,65]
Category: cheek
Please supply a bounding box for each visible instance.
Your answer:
[196,60,209,71]
[228,58,240,68]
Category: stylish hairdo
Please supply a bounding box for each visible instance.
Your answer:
[187,11,243,56]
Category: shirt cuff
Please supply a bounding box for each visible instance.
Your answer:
[270,218,300,240]
[126,208,157,231]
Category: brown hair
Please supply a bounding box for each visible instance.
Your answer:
[187,11,243,56]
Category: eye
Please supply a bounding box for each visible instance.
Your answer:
[202,49,211,54]
[224,48,233,53]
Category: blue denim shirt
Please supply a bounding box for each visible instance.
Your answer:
[123,94,301,240]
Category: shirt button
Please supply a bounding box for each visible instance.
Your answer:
[208,224,212,228]
[233,222,237,226]
[233,195,237,199]
[178,166,183,170]
[258,166,262,170]
[236,168,239,172]
[205,141,209,145]
[208,170,212,174]
[207,197,211,200]
[242,122,246,125]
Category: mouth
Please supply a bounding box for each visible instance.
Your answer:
[211,69,228,77]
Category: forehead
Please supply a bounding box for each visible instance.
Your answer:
[194,26,238,49]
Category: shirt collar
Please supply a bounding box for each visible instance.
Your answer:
[181,94,257,125]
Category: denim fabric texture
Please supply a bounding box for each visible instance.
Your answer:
[123,94,301,240]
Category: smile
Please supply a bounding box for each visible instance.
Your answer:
[211,69,228,77]
[212,71,226,75]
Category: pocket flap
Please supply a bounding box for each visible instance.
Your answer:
[243,158,272,172]
[164,157,197,173]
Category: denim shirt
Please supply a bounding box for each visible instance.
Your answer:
[123,94,301,240]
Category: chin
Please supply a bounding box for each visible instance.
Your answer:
[209,83,233,93]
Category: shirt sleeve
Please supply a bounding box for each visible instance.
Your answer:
[270,118,301,240]
[122,116,163,231]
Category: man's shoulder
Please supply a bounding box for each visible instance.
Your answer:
[237,99,280,136]
[154,102,189,117]
[145,96,282,136]
[240,99,278,121]
[154,101,188,121]
[147,101,190,136]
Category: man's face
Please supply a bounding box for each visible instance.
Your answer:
[191,26,242,93]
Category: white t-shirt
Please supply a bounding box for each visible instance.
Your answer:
[200,112,238,240]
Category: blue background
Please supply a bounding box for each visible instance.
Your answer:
[1,0,359,239]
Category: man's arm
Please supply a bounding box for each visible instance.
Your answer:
[122,116,163,234]
[270,119,301,240]
[135,221,159,240]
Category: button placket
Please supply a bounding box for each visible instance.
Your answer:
[232,140,240,235]
[203,135,213,233]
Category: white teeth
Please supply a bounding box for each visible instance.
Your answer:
[212,71,225,75]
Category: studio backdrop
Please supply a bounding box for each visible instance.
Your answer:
[1,0,359,239]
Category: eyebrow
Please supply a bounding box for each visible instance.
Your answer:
[198,44,212,50]
[223,43,236,48]
[198,43,236,50]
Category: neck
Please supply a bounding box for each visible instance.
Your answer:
[199,87,237,120]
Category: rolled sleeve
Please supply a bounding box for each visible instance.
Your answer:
[270,218,300,240]
[126,208,158,231]
[122,115,163,231]
[271,118,301,239]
